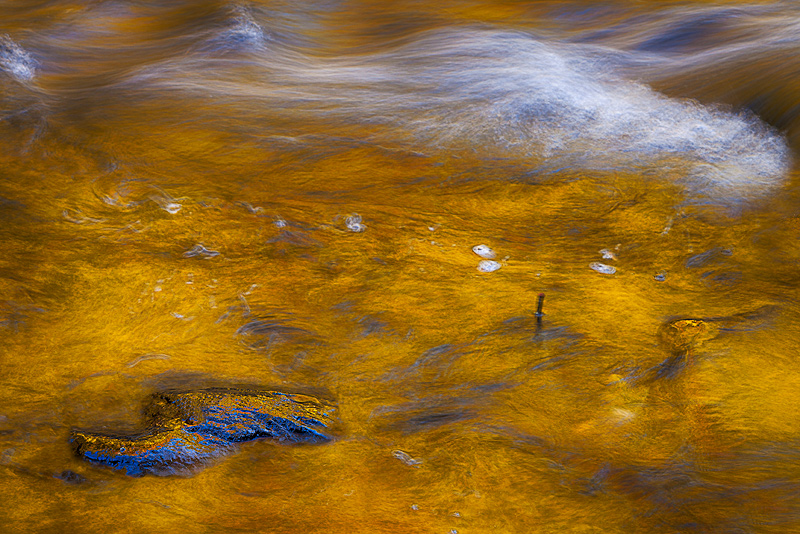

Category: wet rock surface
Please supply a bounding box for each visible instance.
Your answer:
[70,388,336,476]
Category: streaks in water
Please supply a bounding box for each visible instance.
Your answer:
[267,228,322,248]
[236,316,319,350]
[214,5,268,51]
[126,353,171,368]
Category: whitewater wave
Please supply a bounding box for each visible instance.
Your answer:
[122,26,790,207]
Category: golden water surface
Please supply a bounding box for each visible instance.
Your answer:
[3,1,800,532]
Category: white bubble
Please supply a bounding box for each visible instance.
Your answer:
[590,262,616,275]
[472,244,496,259]
[345,214,366,232]
[478,260,502,273]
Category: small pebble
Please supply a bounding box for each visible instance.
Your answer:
[654,273,666,282]
[589,262,616,275]
[345,214,366,232]
[472,244,496,259]
[478,260,501,273]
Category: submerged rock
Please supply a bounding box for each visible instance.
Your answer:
[70,388,336,476]
[658,318,718,354]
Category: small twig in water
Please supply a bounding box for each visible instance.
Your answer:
[535,293,545,327]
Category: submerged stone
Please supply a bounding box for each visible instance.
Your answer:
[71,388,336,476]
[658,318,718,354]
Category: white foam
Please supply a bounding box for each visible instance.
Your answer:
[210,5,268,51]
[0,35,36,82]
[139,28,791,206]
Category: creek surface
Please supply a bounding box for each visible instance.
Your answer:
[3,1,800,533]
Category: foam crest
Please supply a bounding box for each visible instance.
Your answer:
[0,35,36,82]
[139,28,792,205]
[215,5,268,50]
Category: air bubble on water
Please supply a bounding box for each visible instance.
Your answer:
[345,214,366,232]
[274,217,287,228]
[472,244,496,259]
[590,262,616,275]
[654,273,666,282]
[411,504,419,511]
[63,209,105,224]
[478,260,501,273]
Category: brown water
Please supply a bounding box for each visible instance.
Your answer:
[3,1,800,532]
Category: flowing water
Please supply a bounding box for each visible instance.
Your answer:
[3,1,800,532]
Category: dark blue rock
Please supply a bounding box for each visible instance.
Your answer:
[70,388,336,476]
